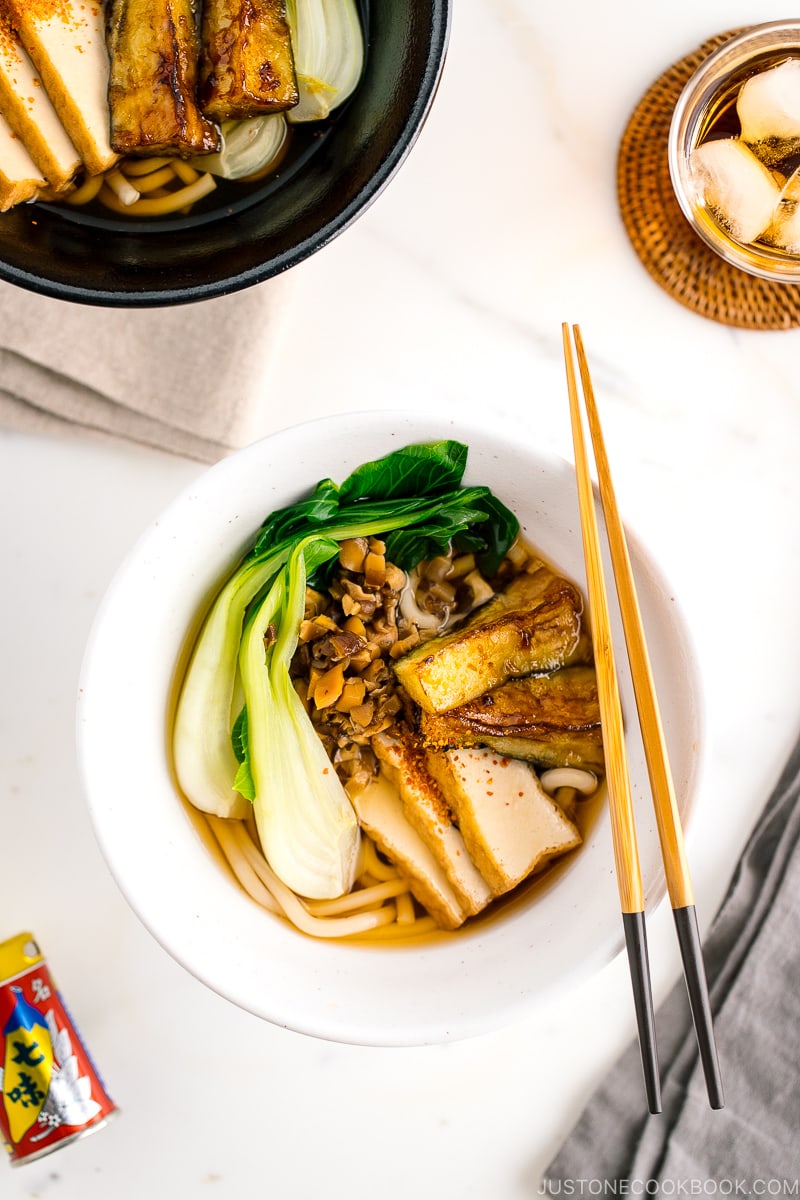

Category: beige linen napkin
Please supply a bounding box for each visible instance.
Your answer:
[0,273,299,462]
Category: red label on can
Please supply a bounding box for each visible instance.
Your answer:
[0,933,117,1167]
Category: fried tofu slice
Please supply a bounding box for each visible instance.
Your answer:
[426,747,582,895]
[0,14,80,192]
[419,665,604,773]
[393,564,591,714]
[9,0,118,175]
[371,731,494,918]
[0,112,47,211]
[350,773,468,930]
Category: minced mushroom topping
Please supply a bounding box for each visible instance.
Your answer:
[290,536,498,795]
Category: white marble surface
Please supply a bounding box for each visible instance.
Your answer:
[3,1,800,1195]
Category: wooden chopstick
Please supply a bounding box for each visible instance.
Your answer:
[569,324,724,1111]
[562,323,662,1115]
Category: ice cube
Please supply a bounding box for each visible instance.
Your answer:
[689,138,780,243]
[765,203,800,253]
[779,162,800,204]
[738,59,800,165]
[762,167,800,253]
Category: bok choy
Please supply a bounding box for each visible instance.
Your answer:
[172,441,518,900]
[238,538,362,899]
[285,0,364,122]
[189,115,288,180]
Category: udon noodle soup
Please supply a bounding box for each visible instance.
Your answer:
[171,441,604,941]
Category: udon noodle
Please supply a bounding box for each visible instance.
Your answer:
[65,157,217,217]
[207,812,438,940]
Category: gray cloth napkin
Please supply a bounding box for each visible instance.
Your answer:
[0,273,299,462]
[544,734,800,1191]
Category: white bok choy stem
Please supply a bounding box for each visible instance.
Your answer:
[173,550,291,819]
[189,115,288,180]
[285,0,364,122]
[240,538,360,900]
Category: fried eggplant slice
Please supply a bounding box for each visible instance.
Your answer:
[106,0,220,156]
[418,665,605,773]
[199,0,298,121]
[393,564,592,714]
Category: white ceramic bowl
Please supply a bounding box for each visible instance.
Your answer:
[77,412,705,1045]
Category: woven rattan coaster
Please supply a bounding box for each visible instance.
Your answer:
[617,29,800,330]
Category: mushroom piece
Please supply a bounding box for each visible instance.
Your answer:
[398,569,444,631]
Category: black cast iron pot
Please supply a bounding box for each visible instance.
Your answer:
[0,1,451,307]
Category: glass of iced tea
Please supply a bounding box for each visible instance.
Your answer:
[669,20,800,281]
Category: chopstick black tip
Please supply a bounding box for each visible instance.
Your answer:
[622,911,662,1114]
[673,905,725,1110]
